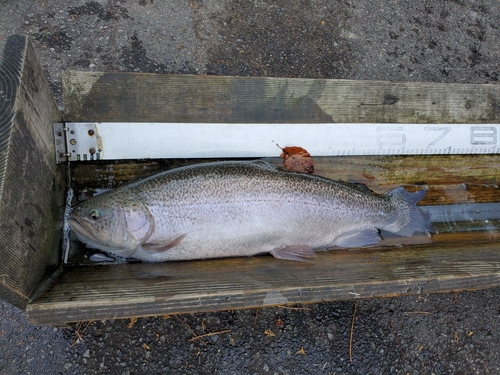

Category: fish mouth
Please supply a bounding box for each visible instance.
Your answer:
[67,217,82,232]
[68,217,99,242]
[68,217,86,237]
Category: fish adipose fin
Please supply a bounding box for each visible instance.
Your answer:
[142,234,187,253]
[385,187,434,236]
[270,245,316,262]
[335,228,382,248]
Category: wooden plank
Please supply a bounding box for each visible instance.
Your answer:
[62,71,500,123]
[40,69,499,325]
[26,240,500,325]
[70,155,500,205]
[0,35,64,309]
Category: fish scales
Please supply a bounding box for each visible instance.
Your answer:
[69,161,432,262]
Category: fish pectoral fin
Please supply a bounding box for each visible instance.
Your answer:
[270,245,316,262]
[142,234,187,253]
[335,228,381,248]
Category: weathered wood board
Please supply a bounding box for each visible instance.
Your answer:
[27,241,500,325]
[0,36,65,309]
[23,70,500,324]
[62,71,499,124]
[69,155,500,205]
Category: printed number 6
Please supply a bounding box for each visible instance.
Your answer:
[376,127,406,147]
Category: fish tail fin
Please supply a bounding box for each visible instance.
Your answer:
[385,187,434,236]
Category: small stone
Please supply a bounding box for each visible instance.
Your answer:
[83,349,90,358]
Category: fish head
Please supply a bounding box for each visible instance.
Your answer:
[68,189,153,257]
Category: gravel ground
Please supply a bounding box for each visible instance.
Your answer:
[1,0,499,374]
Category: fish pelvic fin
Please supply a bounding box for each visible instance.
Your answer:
[270,245,316,262]
[142,234,187,253]
[385,187,434,236]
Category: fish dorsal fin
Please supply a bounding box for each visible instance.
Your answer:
[270,245,316,262]
[142,234,187,253]
[349,182,373,194]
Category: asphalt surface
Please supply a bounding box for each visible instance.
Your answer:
[0,0,499,374]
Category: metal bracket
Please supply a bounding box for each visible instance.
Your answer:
[53,122,101,163]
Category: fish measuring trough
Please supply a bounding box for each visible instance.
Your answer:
[1,35,500,326]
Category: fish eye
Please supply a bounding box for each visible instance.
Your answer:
[89,209,100,220]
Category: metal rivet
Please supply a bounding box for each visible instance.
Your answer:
[70,139,77,145]
[89,148,96,155]
[88,129,95,136]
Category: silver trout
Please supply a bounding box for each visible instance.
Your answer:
[69,161,433,262]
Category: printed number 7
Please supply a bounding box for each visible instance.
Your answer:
[424,127,451,146]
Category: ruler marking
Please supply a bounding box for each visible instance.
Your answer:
[424,126,452,146]
[60,122,500,161]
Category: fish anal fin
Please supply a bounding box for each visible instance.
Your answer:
[143,234,187,253]
[335,229,381,248]
[270,245,316,262]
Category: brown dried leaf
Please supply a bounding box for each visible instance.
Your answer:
[278,145,315,174]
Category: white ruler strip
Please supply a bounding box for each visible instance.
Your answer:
[65,122,500,161]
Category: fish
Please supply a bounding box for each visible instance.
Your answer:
[68,160,433,262]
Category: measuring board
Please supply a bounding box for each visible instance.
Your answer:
[54,122,500,163]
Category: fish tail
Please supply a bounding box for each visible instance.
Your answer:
[385,187,434,236]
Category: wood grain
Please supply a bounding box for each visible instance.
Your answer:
[27,241,500,325]
[0,36,64,309]
[62,72,500,123]
[25,70,500,324]
[70,154,500,206]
